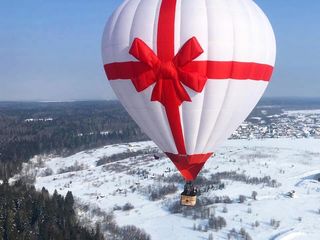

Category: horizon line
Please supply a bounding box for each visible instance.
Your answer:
[0,96,320,103]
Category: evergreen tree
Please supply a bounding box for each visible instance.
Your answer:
[208,232,214,240]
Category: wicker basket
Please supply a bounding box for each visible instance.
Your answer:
[180,194,197,206]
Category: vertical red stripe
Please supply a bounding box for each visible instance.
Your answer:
[157,0,177,61]
[157,0,187,155]
[165,105,187,154]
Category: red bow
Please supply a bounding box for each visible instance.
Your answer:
[129,37,207,107]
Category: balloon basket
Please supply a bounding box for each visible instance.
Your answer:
[180,181,198,207]
[180,194,197,207]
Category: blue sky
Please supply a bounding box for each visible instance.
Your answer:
[0,0,319,101]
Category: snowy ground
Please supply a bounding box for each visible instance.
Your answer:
[284,109,320,116]
[16,138,320,240]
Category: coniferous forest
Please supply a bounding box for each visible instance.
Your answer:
[0,180,104,240]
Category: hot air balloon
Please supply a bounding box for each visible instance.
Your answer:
[102,0,276,206]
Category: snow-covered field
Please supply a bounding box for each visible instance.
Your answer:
[17,138,320,240]
[284,109,320,116]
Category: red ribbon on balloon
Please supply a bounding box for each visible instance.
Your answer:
[129,37,207,107]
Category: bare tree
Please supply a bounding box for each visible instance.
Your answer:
[251,191,258,200]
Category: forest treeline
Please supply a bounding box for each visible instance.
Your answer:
[0,101,147,179]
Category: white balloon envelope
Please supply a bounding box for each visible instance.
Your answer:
[102,0,276,180]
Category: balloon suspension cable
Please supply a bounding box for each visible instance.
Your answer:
[182,181,198,197]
